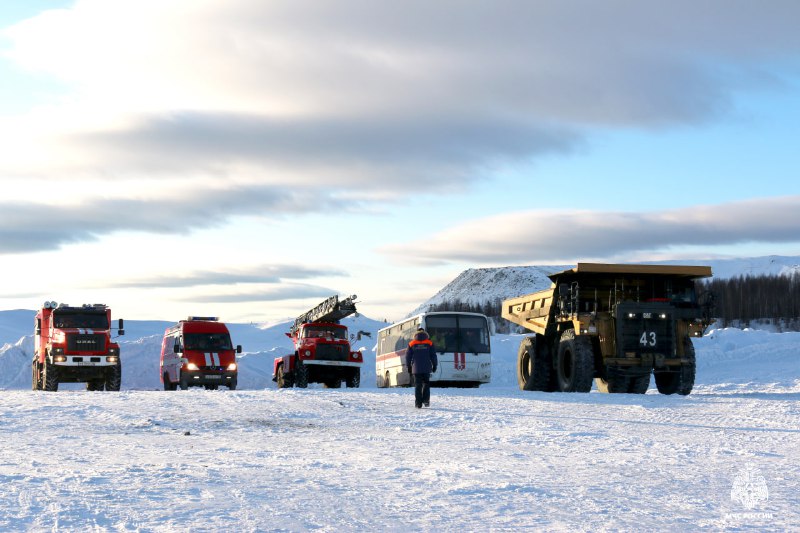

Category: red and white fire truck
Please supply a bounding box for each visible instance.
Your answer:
[32,301,124,391]
[273,295,363,389]
[160,317,241,390]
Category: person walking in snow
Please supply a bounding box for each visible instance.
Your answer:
[406,329,438,408]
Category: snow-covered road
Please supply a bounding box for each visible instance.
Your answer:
[1,387,797,531]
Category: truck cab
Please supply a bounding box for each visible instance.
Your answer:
[160,317,241,390]
[32,301,123,391]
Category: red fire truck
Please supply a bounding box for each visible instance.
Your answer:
[32,301,124,391]
[273,295,363,389]
[160,317,241,390]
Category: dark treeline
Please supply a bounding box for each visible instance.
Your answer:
[697,273,800,330]
[428,273,800,333]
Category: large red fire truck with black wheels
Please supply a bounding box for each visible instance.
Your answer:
[273,295,363,389]
[32,301,124,392]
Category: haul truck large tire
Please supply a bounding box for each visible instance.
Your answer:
[596,372,650,394]
[655,338,696,396]
[555,329,594,393]
[517,336,553,392]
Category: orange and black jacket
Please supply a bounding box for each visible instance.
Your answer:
[406,338,438,374]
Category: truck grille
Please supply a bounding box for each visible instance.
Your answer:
[617,305,674,356]
[67,334,105,352]
[314,344,348,361]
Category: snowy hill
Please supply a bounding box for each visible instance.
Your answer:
[411,255,800,315]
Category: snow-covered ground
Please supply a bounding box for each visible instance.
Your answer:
[0,319,798,530]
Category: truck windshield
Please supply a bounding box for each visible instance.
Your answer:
[184,333,233,351]
[53,312,109,329]
[303,326,346,339]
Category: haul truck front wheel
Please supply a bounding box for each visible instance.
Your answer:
[556,329,594,393]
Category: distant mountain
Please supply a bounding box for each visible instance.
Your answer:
[410,255,800,316]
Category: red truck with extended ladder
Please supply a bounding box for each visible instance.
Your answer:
[32,301,124,391]
[273,295,363,389]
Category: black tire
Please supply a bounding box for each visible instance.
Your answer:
[345,369,360,388]
[595,375,629,393]
[295,362,309,389]
[228,381,237,391]
[43,359,59,392]
[556,329,594,392]
[179,378,190,390]
[517,336,553,391]
[596,368,651,394]
[163,372,178,391]
[276,364,293,389]
[105,364,122,391]
[655,338,696,395]
[629,374,651,394]
[32,360,42,391]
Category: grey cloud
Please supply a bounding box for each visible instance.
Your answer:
[75,112,580,188]
[179,284,335,303]
[109,265,347,289]
[381,196,800,264]
[6,1,799,187]
[0,186,353,254]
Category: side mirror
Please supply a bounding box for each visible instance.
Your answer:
[174,343,183,354]
[118,318,124,330]
[118,330,125,336]
[236,345,242,354]
[36,318,41,335]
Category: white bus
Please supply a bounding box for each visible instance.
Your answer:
[376,312,491,388]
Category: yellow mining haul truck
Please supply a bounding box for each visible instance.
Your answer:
[502,263,713,395]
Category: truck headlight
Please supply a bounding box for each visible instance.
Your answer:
[352,352,361,359]
[106,356,119,363]
[227,363,237,371]
[52,347,64,356]
[186,363,199,371]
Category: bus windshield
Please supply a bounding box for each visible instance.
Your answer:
[426,314,490,354]
[184,333,233,351]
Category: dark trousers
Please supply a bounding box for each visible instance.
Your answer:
[414,373,431,406]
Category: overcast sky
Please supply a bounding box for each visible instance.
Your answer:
[1,1,799,323]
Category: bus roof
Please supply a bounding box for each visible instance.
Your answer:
[378,311,489,335]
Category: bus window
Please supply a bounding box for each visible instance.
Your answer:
[425,315,458,353]
[458,316,490,353]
